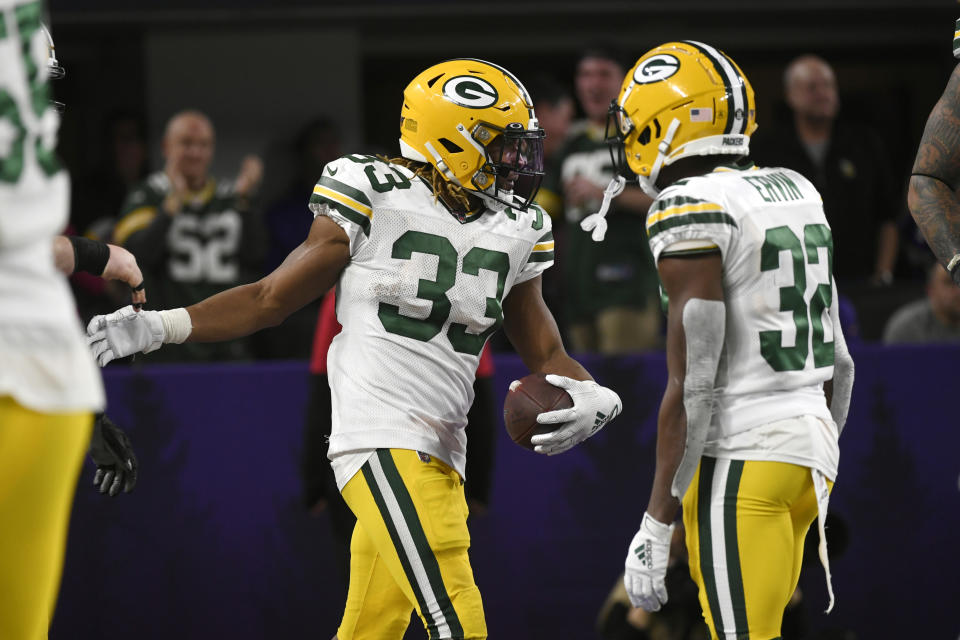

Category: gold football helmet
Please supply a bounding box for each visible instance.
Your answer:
[399,58,544,210]
[608,41,757,196]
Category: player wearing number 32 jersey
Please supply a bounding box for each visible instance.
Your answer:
[584,42,855,639]
[86,58,623,639]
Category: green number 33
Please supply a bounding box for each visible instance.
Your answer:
[760,224,834,372]
[378,231,509,356]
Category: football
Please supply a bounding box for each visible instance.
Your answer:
[503,373,574,450]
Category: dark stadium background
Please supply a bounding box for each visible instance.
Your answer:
[43,1,960,638]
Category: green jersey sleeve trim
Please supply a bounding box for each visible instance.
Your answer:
[648,211,737,241]
[310,176,373,236]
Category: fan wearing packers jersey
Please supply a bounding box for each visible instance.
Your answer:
[583,42,855,639]
[909,20,960,286]
[112,110,265,362]
[86,58,622,640]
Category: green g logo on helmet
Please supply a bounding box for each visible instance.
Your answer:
[633,54,680,85]
[442,76,499,109]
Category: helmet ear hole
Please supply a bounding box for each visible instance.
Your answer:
[438,138,463,154]
[653,118,662,139]
[637,126,651,146]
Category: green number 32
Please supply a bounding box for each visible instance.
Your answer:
[0,1,60,183]
[760,224,834,372]
[377,231,510,356]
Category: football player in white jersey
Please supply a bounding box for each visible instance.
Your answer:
[0,6,143,638]
[86,58,622,639]
[582,42,855,639]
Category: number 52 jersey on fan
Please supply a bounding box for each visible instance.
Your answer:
[649,162,839,477]
[309,154,553,489]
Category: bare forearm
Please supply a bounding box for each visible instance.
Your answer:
[184,218,348,343]
[504,275,591,379]
[908,175,960,272]
[646,384,685,523]
[184,280,284,342]
[52,235,74,274]
[537,350,591,381]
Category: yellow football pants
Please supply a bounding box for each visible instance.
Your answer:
[0,396,92,640]
[337,449,486,640]
[683,457,832,640]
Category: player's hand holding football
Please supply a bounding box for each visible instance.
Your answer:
[529,375,621,455]
[89,413,139,496]
[86,305,165,366]
[624,512,674,611]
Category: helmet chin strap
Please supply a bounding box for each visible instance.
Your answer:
[579,176,626,242]
[581,118,682,242]
[638,117,682,198]
[580,118,680,242]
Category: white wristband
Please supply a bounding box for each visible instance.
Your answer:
[159,308,192,344]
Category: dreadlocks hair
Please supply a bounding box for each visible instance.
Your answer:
[382,156,480,214]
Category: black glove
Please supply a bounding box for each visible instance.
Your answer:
[89,412,138,496]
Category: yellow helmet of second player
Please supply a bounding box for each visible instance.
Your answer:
[399,58,544,211]
[609,41,757,196]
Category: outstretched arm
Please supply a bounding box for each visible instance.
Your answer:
[185,215,348,341]
[909,63,960,283]
[87,216,349,364]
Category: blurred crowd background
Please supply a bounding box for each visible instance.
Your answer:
[48,0,960,360]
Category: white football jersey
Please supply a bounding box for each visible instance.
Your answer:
[309,155,553,488]
[0,3,103,412]
[649,163,839,475]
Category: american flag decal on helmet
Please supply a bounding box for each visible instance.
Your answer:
[690,107,713,123]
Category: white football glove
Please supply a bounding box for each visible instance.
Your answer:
[529,374,621,455]
[86,305,165,366]
[624,512,674,611]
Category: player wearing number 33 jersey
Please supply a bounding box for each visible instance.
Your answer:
[309,153,552,489]
[85,58,623,640]
[589,42,855,640]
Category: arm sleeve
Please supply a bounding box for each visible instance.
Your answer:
[516,205,554,284]
[829,282,855,434]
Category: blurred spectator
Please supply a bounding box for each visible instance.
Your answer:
[527,74,576,217]
[883,262,960,344]
[751,55,899,287]
[69,110,150,321]
[522,75,576,334]
[253,118,343,359]
[542,46,661,354]
[113,109,265,362]
[72,110,150,237]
